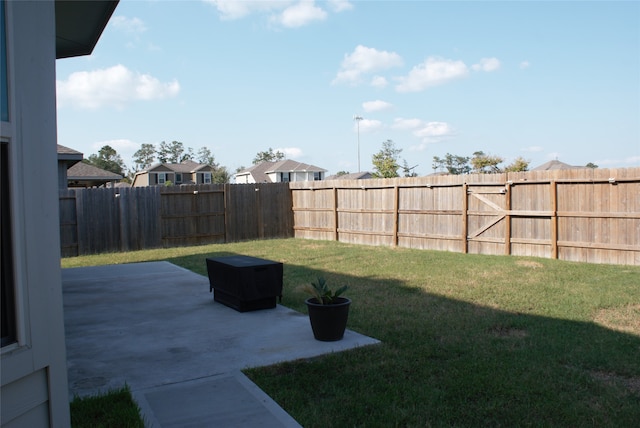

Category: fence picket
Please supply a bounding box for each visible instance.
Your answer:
[59,168,639,265]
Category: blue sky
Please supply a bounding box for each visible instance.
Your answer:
[55,0,640,177]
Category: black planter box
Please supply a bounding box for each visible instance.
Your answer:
[206,256,283,312]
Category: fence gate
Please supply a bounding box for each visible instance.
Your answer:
[465,184,509,255]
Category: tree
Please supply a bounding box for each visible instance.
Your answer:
[504,157,530,172]
[335,171,350,177]
[433,153,470,175]
[132,143,156,171]
[471,151,503,174]
[86,145,126,176]
[253,147,285,164]
[197,147,217,166]
[157,140,186,163]
[372,139,402,178]
[212,166,231,184]
[586,162,598,169]
[182,147,194,161]
[401,160,418,177]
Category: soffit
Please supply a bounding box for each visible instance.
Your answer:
[55,0,119,59]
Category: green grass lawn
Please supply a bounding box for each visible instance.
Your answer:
[70,385,144,428]
[63,238,640,427]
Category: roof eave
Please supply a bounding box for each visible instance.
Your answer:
[55,0,119,59]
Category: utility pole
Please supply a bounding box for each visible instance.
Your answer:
[353,115,363,172]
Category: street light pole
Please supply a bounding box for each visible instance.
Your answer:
[353,115,363,172]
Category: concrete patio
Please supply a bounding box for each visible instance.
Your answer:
[62,261,379,427]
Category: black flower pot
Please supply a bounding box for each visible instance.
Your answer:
[305,297,351,341]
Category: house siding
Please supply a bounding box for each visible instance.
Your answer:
[133,164,213,186]
[1,1,71,426]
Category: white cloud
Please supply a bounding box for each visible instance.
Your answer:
[596,156,640,166]
[327,0,354,12]
[204,0,287,20]
[370,76,388,88]
[413,122,454,141]
[522,146,543,152]
[362,100,393,113]
[391,118,454,149]
[624,155,640,164]
[111,16,147,34]
[57,65,180,109]
[278,147,304,158]
[333,45,403,85]
[205,0,350,26]
[520,60,531,69]
[275,1,327,28]
[392,118,423,130]
[472,57,501,72]
[353,118,383,133]
[395,56,469,93]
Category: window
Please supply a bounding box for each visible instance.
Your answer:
[1,142,16,347]
[1,1,16,348]
[314,171,322,181]
[203,172,211,184]
[175,173,182,184]
[280,172,290,182]
[157,173,167,184]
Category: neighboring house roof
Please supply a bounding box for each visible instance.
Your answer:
[532,160,587,171]
[57,144,83,163]
[265,159,327,174]
[57,145,84,189]
[167,159,212,173]
[143,160,214,174]
[236,162,272,183]
[67,162,122,187]
[55,0,119,59]
[325,172,373,180]
[132,160,214,186]
[236,160,327,182]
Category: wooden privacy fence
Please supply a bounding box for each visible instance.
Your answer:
[59,183,293,257]
[290,167,640,266]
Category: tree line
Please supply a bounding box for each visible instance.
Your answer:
[364,140,600,178]
[83,144,291,185]
[85,140,592,184]
[83,141,231,184]
[361,140,531,179]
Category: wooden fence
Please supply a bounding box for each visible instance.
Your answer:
[59,183,293,257]
[290,167,640,266]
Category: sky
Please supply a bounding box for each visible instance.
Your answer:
[55,0,640,178]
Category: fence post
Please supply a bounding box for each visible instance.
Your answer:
[333,187,339,242]
[256,184,264,239]
[550,180,558,259]
[393,185,399,247]
[504,182,511,255]
[462,183,468,253]
[223,184,229,242]
[117,188,127,252]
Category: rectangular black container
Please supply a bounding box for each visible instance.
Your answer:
[206,255,283,312]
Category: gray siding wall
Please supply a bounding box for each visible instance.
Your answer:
[1,1,70,426]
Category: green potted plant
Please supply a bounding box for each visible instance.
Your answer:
[304,277,350,341]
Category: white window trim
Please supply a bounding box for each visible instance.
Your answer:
[1,1,28,352]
